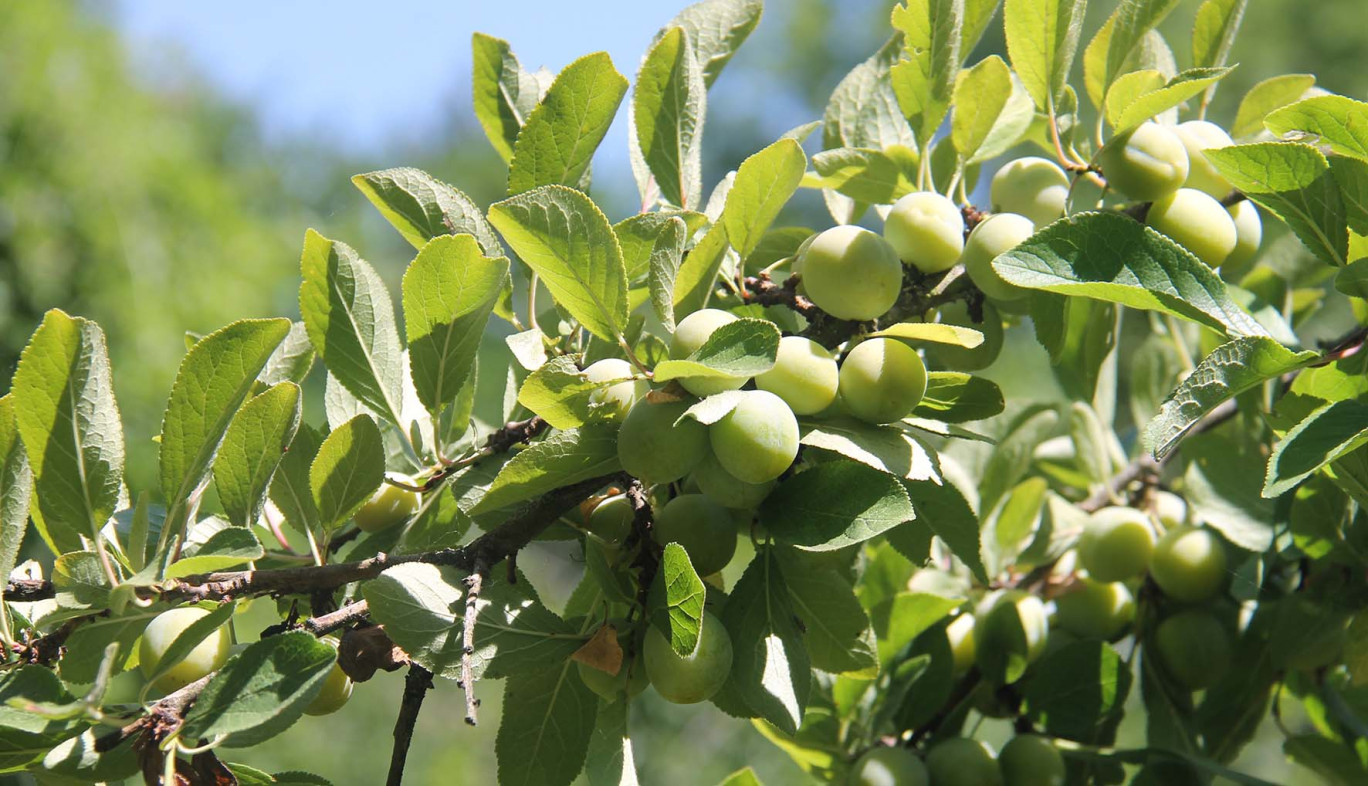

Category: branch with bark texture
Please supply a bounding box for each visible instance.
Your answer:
[387,665,434,786]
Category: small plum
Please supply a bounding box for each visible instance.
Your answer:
[138,607,232,694]
[583,358,646,419]
[709,390,800,484]
[1173,120,1235,199]
[643,612,733,704]
[990,156,1070,229]
[354,481,421,533]
[617,399,710,485]
[962,213,1034,302]
[670,309,748,396]
[1079,507,1155,582]
[1149,526,1227,603]
[838,338,928,424]
[1098,122,1189,201]
[755,335,839,415]
[1146,188,1238,268]
[651,493,738,576]
[883,191,966,274]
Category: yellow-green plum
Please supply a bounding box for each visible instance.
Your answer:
[670,309,748,396]
[974,590,1049,684]
[1146,188,1238,267]
[709,390,800,484]
[838,338,928,424]
[1098,122,1189,201]
[585,494,634,544]
[1153,610,1231,690]
[138,607,232,694]
[998,735,1065,786]
[800,225,904,321]
[849,747,930,786]
[925,738,1002,786]
[1054,578,1136,640]
[883,191,966,274]
[1173,120,1235,198]
[1079,507,1155,582]
[652,493,738,576]
[304,658,353,716]
[644,612,733,704]
[583,358,646,419]
[990,156,1070,229]
[618,399,709,485]
[354,481,421,533]
[1152,490,1188,528]
[690,452,775,510]
[1149,526,1227,603]
[1221,201,1263,281]
[926,301,1004,372]
[576,650,649,703]
[755,335,839,415]
[945,613,977,677]
[962,213,1034,302]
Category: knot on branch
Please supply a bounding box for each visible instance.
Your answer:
[339,625,408,682]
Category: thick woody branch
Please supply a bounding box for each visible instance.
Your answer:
[302,599,370,637]
[4,579,54,602]
[387,665,434,786]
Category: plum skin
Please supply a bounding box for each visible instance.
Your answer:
[1053,578,1136,640]
[883,191,966,274]
[617,398,710,485]
[138,607,232,694]
[800,225,904,321]
[1079,506,1155,582]
[1149,525,1227,603]
[848,746,929,786]
[838,338,928,425]
[709,390,800,484]
[1146,188,1238,268]
[962,213,1034,302]
[354,481,421,533]
[924,738,1003,786]
[651,493,738,576]
[670,309,748,397]
[998,735,1065,786]
[1173,120,1235,199]
[1153,610,1231,690]
[755,335,839,415]
[1098,122,1190,201]
[583,358,646,419]
[643,612,734,704]
[990,156,1070,229]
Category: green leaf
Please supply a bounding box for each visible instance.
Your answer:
[870,591,962,664]
[0,667,80,772]
[507,52,628,194]
[403,234,509,418]
[1206,143,1348,267]
[471,425,620,515]
[256,321,316,390]
[1230,74,1316,139]
[871,322,985,348]
[722,548,810,735]
[890,0,964,146]
[474,575,584,679]
[53,552,109,609]
[1022,639,1132,741]
[351,168,502,255]
[653,318,780,382]
[810,147,919,204]
[665,0,764,87]
[362,563,464,677]
[58,611,157,684]
[634,26,707,209]
[914,372,1005,423]
[497,661,599,786]
[952,55,1035,165]
[1082,0,1182,110]
[777,550,877,675]
[993,211,1271,338]
[214,383,302,529]
[1264,400,1368,497]
[269,424,322,536]
[471,33,541,163]
[181,632,336,748]
[309,414,386,532]
[1331,157,1368,237]
[903,477,988,582]
[614,211,708,281]
[649,543,706,657]
[1192,0,1247,75]
[11,309,124,550]
[648,217,688,332]
[717,768,764,786]
[585,699,639,786]
[166,526,265,577]
[1004,0,1089,111]
[1145,337,1317,460]
[139,601,238,690]
[1107,67,1233,132]
[299,230,407,427]
[517,356,599,430]
[978,406,1060,515]
[1183,434,1276,551]
[1266,95,1368,162]
[0,397,33,614]
[488,185,629,343]
[798,418,940,481]
[824,36,918,151]
[722,138,807,264]
[761,462,915,551]
[1284,735,1368,786]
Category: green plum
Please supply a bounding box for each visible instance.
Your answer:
[304,658,353,716]
[945,613,976,677]
[354,480,421,533]
[926,301,1004,372]
[1149,526,1227,603]
[1053,578,1136,640]
[1173,120,1235,198]
[583,358,646,419]
[838,337,928,424]
[974,590,1050,684]
[138,607,232,694]
[1153,610,1231,690]
[989,156,1070,229]
[690,452,775,510]
[1152,490,1188,528]
[925,738,1002,786]
[652,493,738,576]
[585,494,634,544]
[618,398,710,485]
[1079,507,1155,582]
[577,649,649,702]
[1098,122,1189,201]
[962,213,1034,302]
[1221,201,1263,281]
[755,335,839,415]
[709,390,800,484]
[644,612,733,704]
[883,191,966,274]
[800,225,905,321]
[849,747,930,786]
[1146,188,1238,267]
[998,735,1065,786]
[670,309,748,396]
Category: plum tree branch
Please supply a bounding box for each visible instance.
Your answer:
[459,564,486,726]
[387,664,435,786]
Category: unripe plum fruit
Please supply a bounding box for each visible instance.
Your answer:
[998,735,1065,786]
[848,746,929,786]
[800,226,904,321]
[709,390,800,484]
[962,213,1034,302]
[926,301,1004,372]
[925,738,1003,786]
[585,494,634,544]
[1153,610,1231,690]
[974,590,1049,684]
[577,649,648,703]
[583,358,646,419]
[304,658,353,716]
[1149,526,1227,603]
[1079,507,1155,582]
[1221,201,1263,280]
[644,612,733,704]
[755,335,839,415]
[883,191,966,274]
[945,613,976,677]
[670,309,748,396]
[990,156,1070,229]
[690,452,774,510]
[138,607,232,694]
[1098,122,1189,201]
[838,338,928,425]
[1053,578,1135,640]
[1152,490,1188,528]
[354,481,421,533]
[1146,188,1238,268]
[618,398,709,485]
[652,493,738,576]
[1173,120,1235,198]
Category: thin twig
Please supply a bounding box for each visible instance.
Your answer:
[386,665,434,786]
[4,579,54,602]
[460,565,487,726]
[302,599,370,637]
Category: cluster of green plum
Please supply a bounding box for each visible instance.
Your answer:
[849,733,1065,786]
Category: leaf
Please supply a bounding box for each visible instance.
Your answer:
[309,415,386,532]
[59,612,156,684]
[488,185,629,343]
[871,322,985,348]
[269,424,322,536]
[507,52,628,194]
[1266,95,1368,162]
[665,0,764,87]
[798,418,940,481]
[722,548,810,735]
[952,55,1035,165]
[1265,400,1368,497]
[914,372,1005,423]
[471,33,541,163]
[823,36,918,151]
[1004,0,1088,111]
[516,356,599,430]
[351,168,502,254]
[1206,143,1348,267]
[474,575,585,679]
[256,321,315,390]
[648,217,688,332]
[993,211,1271,339]
[497,661,599,786]
[585,699,639,786]
[810,146,918,205]
[634,27,707,209]
[718,769,764,786]
[1107,67,1234,132]
[614,211,708,281]
[978,406,1060,515]
[653,318,780,382]
[0,667,79,772]
[723,138,807,264]
[649,543,706,657]
[1145,337,1317,460]
[0,397,33,612]
[402,234,509,418]
[1082,0,1182,110]
[1022,639,1132,741]
[1192,0,1247,72]
[299,230,407,427]
[471,425,620,514]
[890,0,964,146]
[903,477,988,582]
[1231,74,1316,139]
[165,527,264,577]
[181,632,337,748]
[777,550,877,676]
[11,310,124,550]
[214,383,302,529]
[760,462,915,551]
[53,552,109,609]
[139,601,238,690]
[1184,434,1276,551]
[1331,157,1368,237]
[870,591,962,663]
